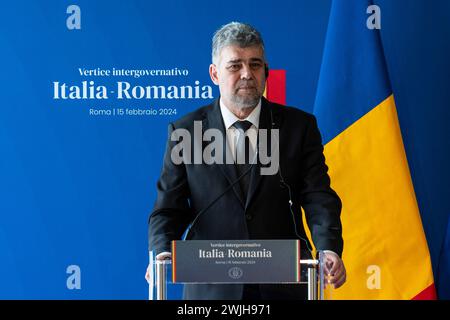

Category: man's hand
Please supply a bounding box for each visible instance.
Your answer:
[322,251,346,289]
[145,252,172,283]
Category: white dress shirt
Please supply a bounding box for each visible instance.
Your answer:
[219,99,261,163]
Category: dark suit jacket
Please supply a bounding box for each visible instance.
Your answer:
[148,97,343,300]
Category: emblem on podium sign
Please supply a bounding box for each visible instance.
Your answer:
[228,267,243,280]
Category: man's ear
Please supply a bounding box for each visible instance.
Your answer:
[209,64,219,85]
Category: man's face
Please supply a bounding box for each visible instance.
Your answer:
[209,45,266,110]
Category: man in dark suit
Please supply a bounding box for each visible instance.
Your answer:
[146,22,346,300]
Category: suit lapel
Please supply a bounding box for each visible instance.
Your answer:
[245,98,280,209]
[205,98,245,207]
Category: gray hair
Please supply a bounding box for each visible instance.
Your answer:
[212,22,265,64]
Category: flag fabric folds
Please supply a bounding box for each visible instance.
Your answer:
[314,0,436,299]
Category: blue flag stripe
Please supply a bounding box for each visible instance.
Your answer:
[314,0,391,144]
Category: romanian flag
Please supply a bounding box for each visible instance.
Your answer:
[313,0,436,299]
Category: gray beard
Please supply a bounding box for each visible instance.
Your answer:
[230,93,261,110]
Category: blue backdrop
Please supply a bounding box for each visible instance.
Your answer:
[0,0,449,299]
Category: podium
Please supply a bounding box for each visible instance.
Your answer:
[148,239,332,300]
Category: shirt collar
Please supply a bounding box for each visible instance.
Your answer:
[219,98,261,130]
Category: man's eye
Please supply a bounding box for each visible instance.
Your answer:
[250,63,263,69]
[228,65,240,71]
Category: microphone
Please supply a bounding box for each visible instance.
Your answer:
[183,155,257,241]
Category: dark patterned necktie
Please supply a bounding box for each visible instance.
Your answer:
[233,120,254,199]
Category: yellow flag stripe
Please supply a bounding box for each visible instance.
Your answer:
[324,94,434,299]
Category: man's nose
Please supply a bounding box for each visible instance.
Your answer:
[240,64,253,80]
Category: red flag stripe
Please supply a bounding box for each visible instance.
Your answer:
[266,70,286,105]
[412,283,437,300]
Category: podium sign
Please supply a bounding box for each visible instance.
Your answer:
[171,239,301,283]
